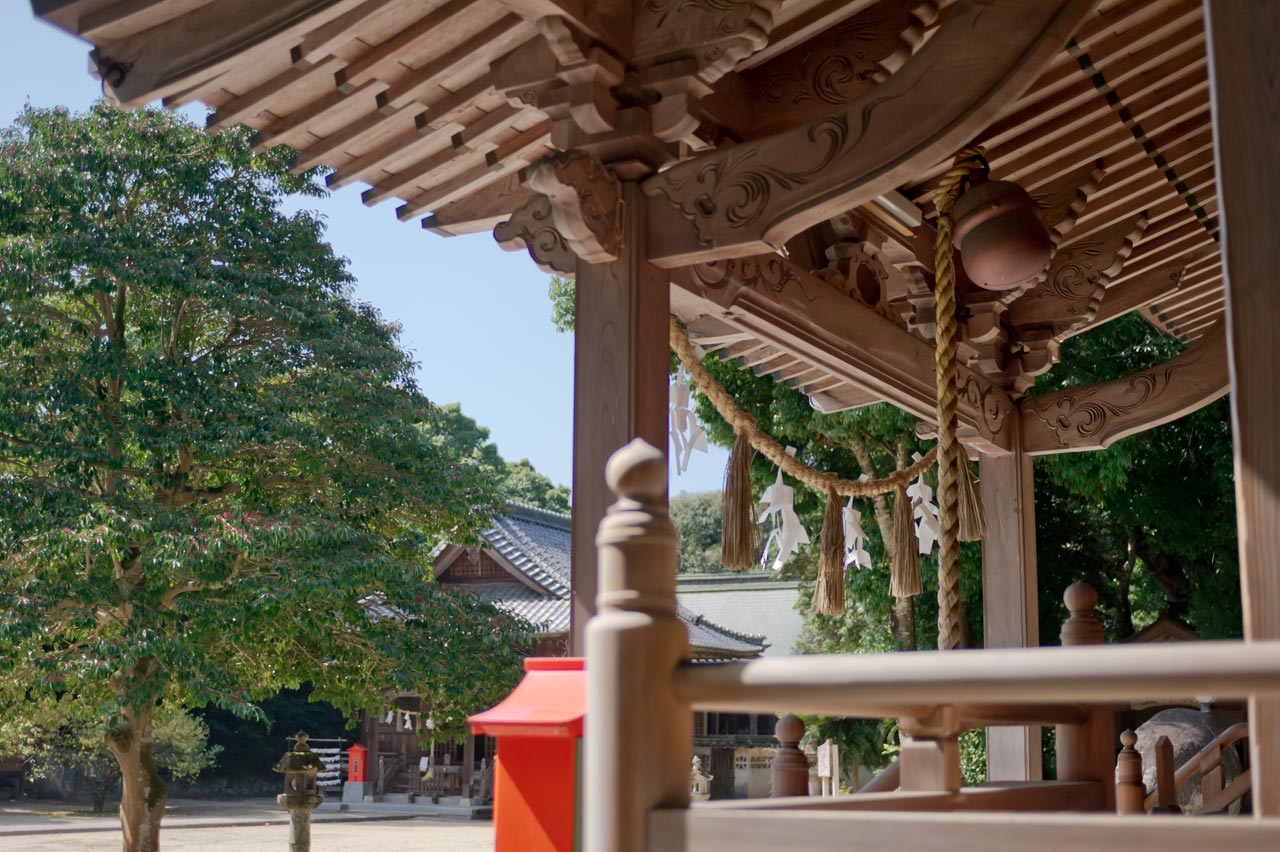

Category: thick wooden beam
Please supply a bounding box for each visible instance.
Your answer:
[93,0,365,107]
[670,255,1016,453]
[495,0,631,58]
[570,183,670,654]
[1020,322,1229,456]
[642,0,1100,267]
[1205,0,1280,818]
[980,428,1041,782]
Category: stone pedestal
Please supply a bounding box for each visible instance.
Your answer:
[341,781,367,804]
[278,793,323,852]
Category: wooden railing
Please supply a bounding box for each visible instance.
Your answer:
[1116,722,1252,816]
[585,442,1280,852]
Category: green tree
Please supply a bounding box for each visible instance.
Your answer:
[671,491,726,574]
[0,698,220,813]
[0,104,531,851]
[502,458,572,513]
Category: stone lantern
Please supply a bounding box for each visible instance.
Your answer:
[690,755,713,802]
[275,730,325,852]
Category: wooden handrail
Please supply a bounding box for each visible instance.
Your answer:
[673,641,1280,716]
[1142,722,1251,813]
[858,758,900,794]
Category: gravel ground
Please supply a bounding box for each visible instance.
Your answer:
[0,799,495,852]
[12,819,495,852]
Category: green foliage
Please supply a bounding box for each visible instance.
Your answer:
[198,683,353,784]
[502,459,572,513]
[0,697,219,812]
[1031,315,1240,641]
[548,276,575,334]
[671,491,725,574]
[0,104,533,759]
[959,728,986,787]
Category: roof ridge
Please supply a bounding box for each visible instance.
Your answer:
[676,603,768,647]
[502,500,571,525]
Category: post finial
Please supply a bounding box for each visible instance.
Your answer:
[606,438,667,502]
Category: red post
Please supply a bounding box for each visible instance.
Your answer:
[470,658,587,852]
[347,743,367,783]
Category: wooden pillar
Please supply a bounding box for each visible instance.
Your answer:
[1055,582,1115,810]
[570,182,670,655]
[584,440,690,852]
[1205,0,1280,818]
[979,442,1042,782]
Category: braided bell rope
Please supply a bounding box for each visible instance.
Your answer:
[669,317,938,498]
[932,146,988,652]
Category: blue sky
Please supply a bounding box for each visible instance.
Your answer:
[4,9,730,498]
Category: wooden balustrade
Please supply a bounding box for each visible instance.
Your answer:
[672,641,1280,714]
[1139,721,1253,815]
[1116,730,1146,814]
[1055,582,1115,810]
[1151,736,1182,814]
[770,715,810,798]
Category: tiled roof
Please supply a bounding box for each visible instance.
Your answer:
[448,503,765,659]
[481,503,571,598]
[676,574,805,658]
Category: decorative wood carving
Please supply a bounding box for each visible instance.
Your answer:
[525,150,624,263]
[818,241,898,322]
[749,0,938,137]
[1031,159,1107,248]
[642,0,1101,267]
[494,194,576,274]
[1021,322,1229,455]
[1078,251,1207,335]
[671,253,1015,453]
[634,0,779,82]
[1010,214,1148,328]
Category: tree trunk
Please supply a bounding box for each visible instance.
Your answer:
[106,703,167,852]
[1115,532,1137,639]
[891,597,917,651]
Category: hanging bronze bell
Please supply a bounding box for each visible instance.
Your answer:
[951,179,1052,290]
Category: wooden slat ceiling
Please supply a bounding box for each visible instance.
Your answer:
[32,0,1223,407]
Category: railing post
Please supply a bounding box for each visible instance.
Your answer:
[585,440,691,852]
[771,714,810,797]
[1151,735,1182,814]
[1056,582,1115,809]
[1115,729,1146,814]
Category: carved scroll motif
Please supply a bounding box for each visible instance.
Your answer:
[961,374,1012,440]
[1030,159,1107,248]
[525,150,624,263]
[636,0,778,81]
[1008,213,1149,348]
[751,0,937,134]
[650,114,852,245]
[1027,367,1185,448]
[494,194,575,274]
[689,253,818,303]
[1020,323,1229,455]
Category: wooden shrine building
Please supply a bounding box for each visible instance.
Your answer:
[30,0,1280,850]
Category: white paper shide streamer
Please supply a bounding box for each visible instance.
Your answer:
[907,453,941,555]
[669,370,708,475]
[759,448,809,571]
[842,497,872,570]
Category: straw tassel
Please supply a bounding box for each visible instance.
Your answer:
[812,488,846,616]
[721,430,758,570]
[957,455,987,542]
[890,483,922,598]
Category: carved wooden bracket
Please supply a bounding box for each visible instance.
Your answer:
[642,0,1100,267]
[1007,213,1149,381]
[1021,321,1229,455]
[632,0,781,144]
[495,194,576,274]
[747,0,938,137]
[494,150,623,273]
